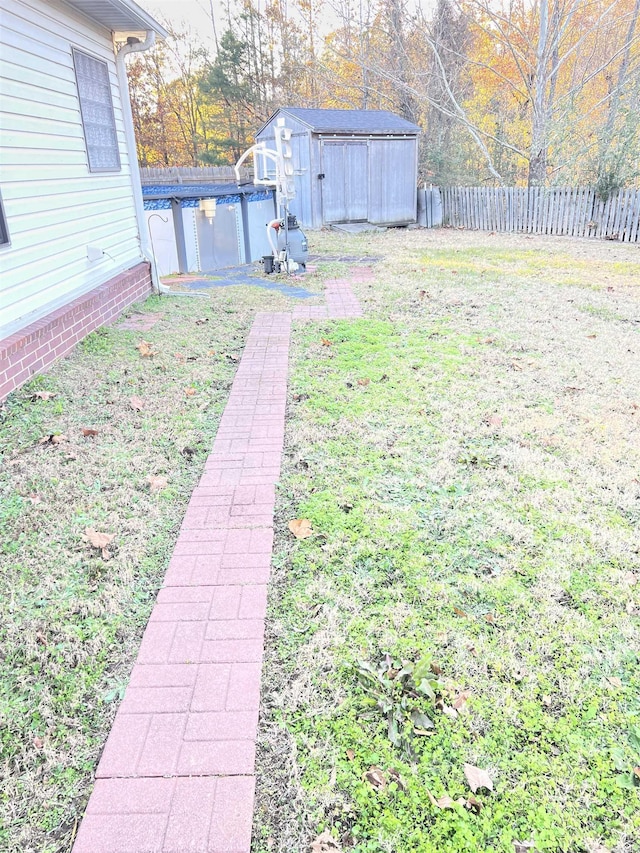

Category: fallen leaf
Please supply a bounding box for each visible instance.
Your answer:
[346,749,355,761]
[357,378,370,386]
[33,736,44,750]
[184,387,197,396]
[634,767,640,780]
[207,349,217,356]
[606,676,622,689]
[430,662,443,676]
[32,391,57,401]
[26,494,42,505]
[136,340,157,357]
[289,518,313,539]
[441,703,458,719]
[481,337,495,344]
[488,415,502,428]
[454,607,469,618]
[321,338,333,347]
[39,434,67,445]
[466,644,478,656]
[464,794,483,814]
[452,691,471,711]
[426,789,456,809]
[484,613,497,625]
[587,334,597,339]
[363,766,386,789]
[129,396,145,411]
[510,361,523,371]
[388,768,406,791]
[82,428,99,437]
[309,830,342,852]
[84,528,115,551]
[36,631,47,645]
[174,352,186,361]
[147,475,169,494]
[464,763,493,793]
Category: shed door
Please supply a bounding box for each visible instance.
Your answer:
[321,141,369,223]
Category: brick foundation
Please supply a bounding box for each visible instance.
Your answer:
[0,262,152,401]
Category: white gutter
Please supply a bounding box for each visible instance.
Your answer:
[115,33,200,296]
[115,32,161,291]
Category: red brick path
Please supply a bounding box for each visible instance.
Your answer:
[73,271,371,853]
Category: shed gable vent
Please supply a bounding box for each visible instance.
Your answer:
[72,48,121,173]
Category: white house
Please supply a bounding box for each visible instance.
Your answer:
[0,0,168,400]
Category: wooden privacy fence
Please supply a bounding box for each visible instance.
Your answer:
[441,186,640,242]
[139,166,248,184]
[418,186,443,227]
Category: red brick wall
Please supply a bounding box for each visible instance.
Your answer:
[0,262,152,401]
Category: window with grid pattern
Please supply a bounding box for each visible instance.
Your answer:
[72,48,121,172]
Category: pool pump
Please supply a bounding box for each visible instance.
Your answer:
[264,214,308,274]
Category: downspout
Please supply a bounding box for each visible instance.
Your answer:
[115,33,199,296]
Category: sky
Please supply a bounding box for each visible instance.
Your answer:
[137,0,222,50]
[137,0,349,54]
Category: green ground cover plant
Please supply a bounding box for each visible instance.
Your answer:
[0,279,320,853]
[254,229,640,853]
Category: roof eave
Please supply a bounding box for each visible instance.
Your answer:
[316,128,420,135]
[255,108,316,137]
[62,0,169,39]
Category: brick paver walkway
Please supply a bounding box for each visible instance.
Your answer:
[73,270,371,853]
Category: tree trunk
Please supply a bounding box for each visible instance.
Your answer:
[528,0,549,186]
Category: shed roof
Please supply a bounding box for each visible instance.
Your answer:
[260,108,421,135]
[63,0,168,37]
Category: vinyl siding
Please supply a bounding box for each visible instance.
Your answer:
[0,0,143,339]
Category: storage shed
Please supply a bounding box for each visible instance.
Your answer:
[255,108,421,229]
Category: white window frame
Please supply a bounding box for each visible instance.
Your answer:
[0,190,10,248]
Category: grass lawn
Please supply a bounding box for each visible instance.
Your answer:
[1,229,638,853]
[253,230,640,853]
[0,279,320,853]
